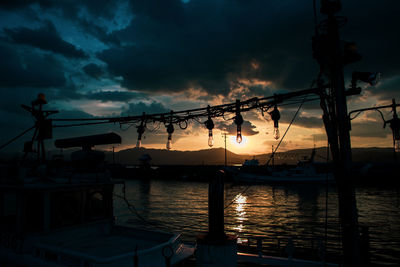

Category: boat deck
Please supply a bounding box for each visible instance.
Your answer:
[38,233,159,258]
[28,222,192,266]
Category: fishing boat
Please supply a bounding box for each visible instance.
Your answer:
[234,149,334,184]
[0,132,194,267]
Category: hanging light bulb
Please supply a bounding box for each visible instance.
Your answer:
[208,130,214,147]
[166,112,174,150]
[388,109,400,153]
[234,100,244,144]
[269,104,281,140]
[136,113,146,148]
[166,135,172,150]
[384,99,400,153]
[273,126,280,140]
[205,106,214,147]
[166,124,174,150]
[236,127,243,143]
[136,131,143,147]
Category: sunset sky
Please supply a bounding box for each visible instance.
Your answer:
[0,0,399,155]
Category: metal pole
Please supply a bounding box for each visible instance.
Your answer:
[391,99,398,163]
[326,10,361,266]
[223,133,227,166]
[208,170,225,240]
[272,145,274,168]
[113,146,115,164]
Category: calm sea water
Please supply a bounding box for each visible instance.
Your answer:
[114,179,400,265]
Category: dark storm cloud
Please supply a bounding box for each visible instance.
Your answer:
[2,0,398,100]
[48,1,125,47]
[0,0,51,10]
[293,115,323,129]
[280,110,323,129]
[1,0,124,47]
[4,21,87,59]
[365,75,400,100]
[0,42,66,88]
[95,0,400,100]
[79,19,121,47]
[82,91,144,102]
[340,2,400,79]
[83,63,105,79]
[0,0,122,19]
[98,0,317,94]
[216,120,259,136]
[350,120,391,139]
[122,101,169,116]
[130,0,185,24]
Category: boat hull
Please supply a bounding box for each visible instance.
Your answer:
[234,172,335,184]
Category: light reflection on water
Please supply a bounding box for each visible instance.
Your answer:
[233,194,247,232]
[114,180,400,265]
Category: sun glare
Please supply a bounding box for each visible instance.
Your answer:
[229,135,249,149]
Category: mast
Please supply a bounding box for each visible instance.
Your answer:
[223,133,227,166]
[314,1,361,265]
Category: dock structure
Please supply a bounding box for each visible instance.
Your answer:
[196,170,237,267]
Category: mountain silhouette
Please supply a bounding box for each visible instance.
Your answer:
[104,147,396,166]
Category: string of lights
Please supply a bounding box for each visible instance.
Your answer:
[52,87,322,150]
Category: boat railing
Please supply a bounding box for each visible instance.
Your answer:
[33,233,183,266]
[237,235,343,262]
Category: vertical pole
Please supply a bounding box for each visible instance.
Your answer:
[272,145,275,168]
[326,11,361,266]
[360,225,370,266]
[197,170,237,266]
[113,146,115,164]
[208,170,225,240]
[223,133,227,166]
[37,138,41,161]
[391,99,398,163]
[133,245,138,267]
[40,140,45,163]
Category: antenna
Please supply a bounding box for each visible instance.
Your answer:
[21,93,58,162]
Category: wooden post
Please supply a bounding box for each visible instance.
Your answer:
[360,225,370,266]
[391,99,398,163]
[208,170,225,240]
[272,145,275,168]
[112,146,115,165]
[196,170,237,267]
[223,133,227,166]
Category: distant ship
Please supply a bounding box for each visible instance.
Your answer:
[234,149,334,184]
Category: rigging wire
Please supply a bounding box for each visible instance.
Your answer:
[115,183,207,233]
[119,122,137,131]
[224,186,252,210]
[146,121,161,132]
[114,183,171,231]
[53,121,111,128]
[266,94,309,166]
[0,125,35,150]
